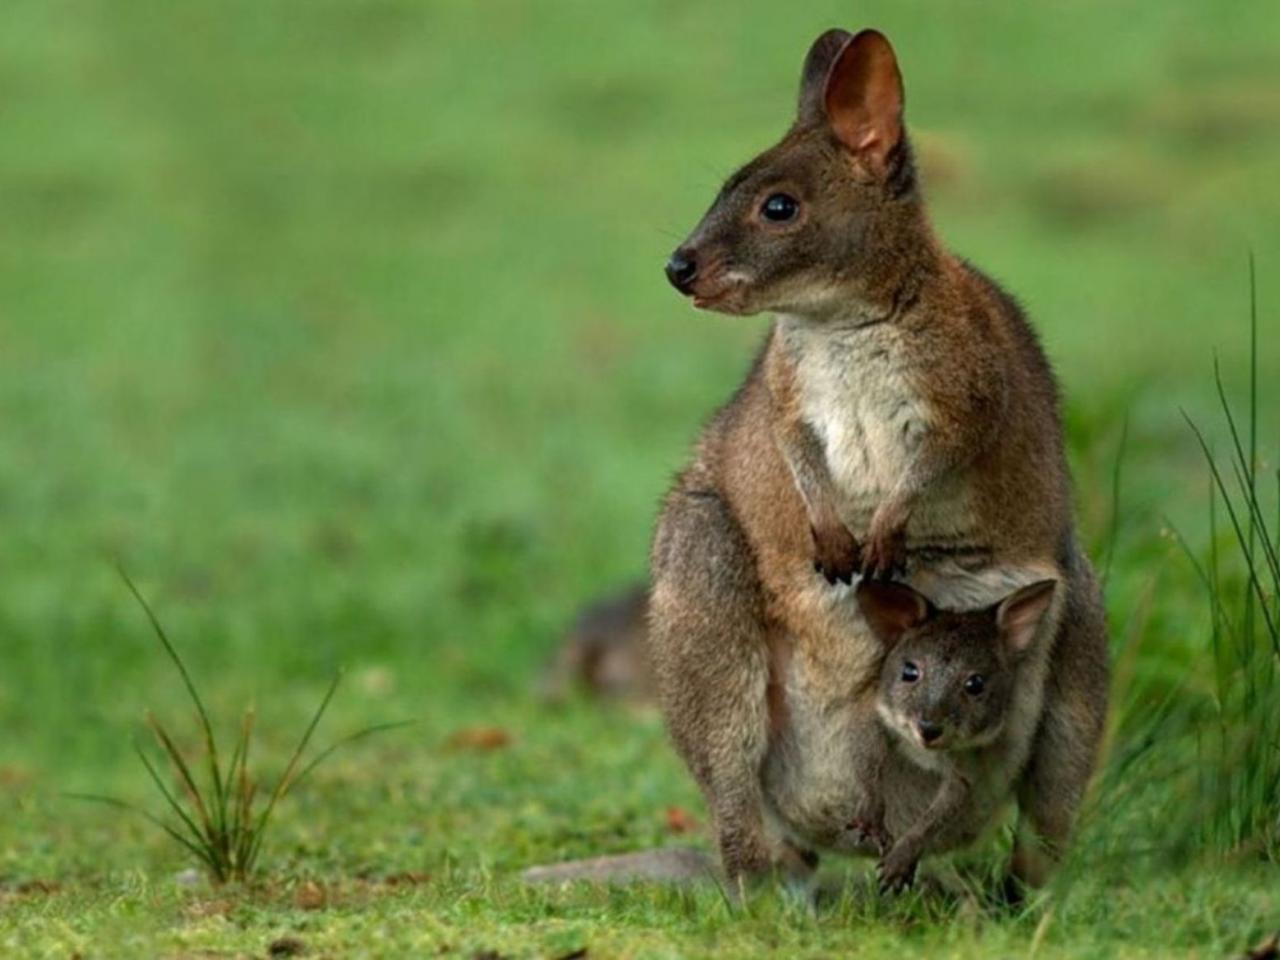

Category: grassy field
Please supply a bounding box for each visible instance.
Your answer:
[2,0,1279,956]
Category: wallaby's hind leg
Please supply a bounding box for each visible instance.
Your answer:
[649,484,780,885]
[1010,556,1109,892]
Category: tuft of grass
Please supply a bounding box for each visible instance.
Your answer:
[1173,259,1280,862]
[69,568,412,883]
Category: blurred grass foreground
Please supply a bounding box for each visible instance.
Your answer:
[1,1,1279,957]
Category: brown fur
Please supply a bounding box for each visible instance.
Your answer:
[647,28,1109,889]
[541,584,653,703]
[859,579,1059,892]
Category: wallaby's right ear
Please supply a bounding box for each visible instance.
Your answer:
[995,579,1059,656]
[856,580,931,646]
[821,29,904,177]
[797,28,853,125]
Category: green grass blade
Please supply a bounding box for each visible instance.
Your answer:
[146,712,216,844]
[65,793,212,866]
[117,566,229,840]
[232,709,258,875]
[290,719,417,788]
[1101,413,1129,595]
[1183,411,1280,642]
[132,744,224,880]
[1214,358,1280,603]
[1227,458,1280,635]
[220,708,249,826]
[245,671,343,871]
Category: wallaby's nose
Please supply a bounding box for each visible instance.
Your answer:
[665,248,698,294]
[918,721,944,745]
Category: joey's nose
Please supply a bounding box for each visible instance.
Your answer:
[665,248,698,294]
[918,721,944,745]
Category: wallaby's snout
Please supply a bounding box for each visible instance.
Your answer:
[664,247,698,295]
[917,719,944,745]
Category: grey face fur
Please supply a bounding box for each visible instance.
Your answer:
[664,29,919,319]
[877,610,1017,752]
[858,579,1059,753]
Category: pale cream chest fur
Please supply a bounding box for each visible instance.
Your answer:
[778,316,975,543]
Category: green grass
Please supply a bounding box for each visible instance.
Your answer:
[1,0,1279,956]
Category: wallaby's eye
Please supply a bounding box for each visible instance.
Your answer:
[901,661,920,683]
[760,193,800,223]
[964,674,986,696]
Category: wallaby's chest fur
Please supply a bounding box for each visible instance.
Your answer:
[784,317,923,498]
[780,316,981,551]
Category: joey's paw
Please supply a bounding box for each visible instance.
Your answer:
[846,818,889,856]
[811,522,861,585]
[860,508,908,580]
[876,845,918,895]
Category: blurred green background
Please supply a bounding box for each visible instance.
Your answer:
[1,0,1278,954]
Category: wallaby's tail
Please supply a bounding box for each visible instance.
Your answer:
[522,846,716,886]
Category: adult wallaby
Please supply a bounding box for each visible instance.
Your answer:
[647,27,1109,893]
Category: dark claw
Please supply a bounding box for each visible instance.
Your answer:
[811,523,861,586]
[875,858,916,895]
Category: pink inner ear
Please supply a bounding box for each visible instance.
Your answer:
[854,127,878,151]
[822,29,903,166]
[998,581,1057,653]
[856,581,928,642]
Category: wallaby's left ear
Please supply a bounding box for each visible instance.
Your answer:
[996,580,1059,655]
[822,29,904,176]
[797,28,854,125]
[856,579,932,646]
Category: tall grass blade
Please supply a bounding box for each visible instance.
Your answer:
[146,712,215,842]
[245,671,343,871]
[1101,413,1129,594]
[66,793,210,864]
[117,566,228,839]
[132,742,222,880]
[291,720,418,788]
[1182,411,1279,642]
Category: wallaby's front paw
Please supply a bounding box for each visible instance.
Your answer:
[860,504,908,579]
[811,522,861,585]
[876,842,918,894]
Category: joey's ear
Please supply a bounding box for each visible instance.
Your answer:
[856,580,931,645]
[996,580,1058,655]
[797,28,853,125]
[822,29,904,175]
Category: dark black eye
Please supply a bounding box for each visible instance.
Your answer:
[964,674,986,696]
[901,662,920,683]
[760,193,799,223]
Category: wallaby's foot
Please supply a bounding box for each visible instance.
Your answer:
[860,502,909,580]
[522,847,716,887]
[718,830,777,890]
[875,839,920,894]
[811,522,861,585]
[718,840,819,907]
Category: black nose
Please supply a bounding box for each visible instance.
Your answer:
[665,248,698,294]
[918,721,944,744]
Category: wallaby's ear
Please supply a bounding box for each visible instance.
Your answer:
[996,580,1058,655]
[797,28,853,125]
[856,580,931,646]
[822,29,904,176]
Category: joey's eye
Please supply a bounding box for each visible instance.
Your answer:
[964,674,986,696]
[760,193,799,223]
[901,662,920,683]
